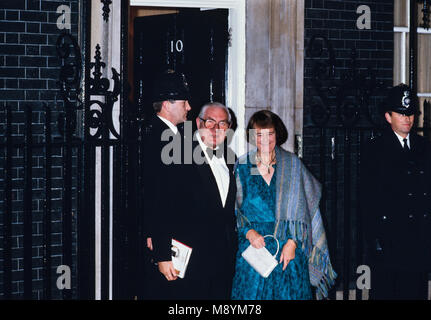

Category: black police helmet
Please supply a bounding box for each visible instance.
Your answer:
[152,69,190,103]
[382,83,418,116]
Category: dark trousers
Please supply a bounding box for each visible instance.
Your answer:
[142,264,233,300]
[370,265,429,300]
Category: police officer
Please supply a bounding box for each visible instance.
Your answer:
[361,83,431,299]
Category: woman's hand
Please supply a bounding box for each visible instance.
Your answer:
[158,261,179,281]
[246,229,265,249]
[280,239,297,271]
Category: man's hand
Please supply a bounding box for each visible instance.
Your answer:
[146,237,153,251]
[280,239,297,271]
[246,229,265,249]
[158,261,179,281]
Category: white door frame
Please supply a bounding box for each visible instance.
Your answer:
[130,0,246,155]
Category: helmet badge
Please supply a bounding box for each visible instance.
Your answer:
[402,90,410,108]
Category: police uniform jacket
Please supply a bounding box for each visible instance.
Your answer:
[361,128,431,271]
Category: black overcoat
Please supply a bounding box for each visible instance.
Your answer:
[360,128,431,271]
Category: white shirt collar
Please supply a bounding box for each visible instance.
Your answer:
[195,132,229,207]
[157,115,178,135]
[196,131,219,155]
[393,131,410,148]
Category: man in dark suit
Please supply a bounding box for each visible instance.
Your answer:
[190,102,238,299]
[141,70,192,299]
[361,83,431,299]
[142,87,237,299]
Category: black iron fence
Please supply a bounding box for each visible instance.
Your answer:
[304,20,431,297]
[0,0,136,300]
[304,116,431,300]
[0,104,82,299]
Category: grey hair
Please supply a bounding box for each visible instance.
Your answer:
[198,102,232,123]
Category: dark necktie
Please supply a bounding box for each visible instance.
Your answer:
[177,123,184,136]
[206,147,223,159]
[403,138,410,152]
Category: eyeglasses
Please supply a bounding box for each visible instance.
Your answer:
[199,118,230,129]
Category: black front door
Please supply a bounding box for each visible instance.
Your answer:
[134,8,229,122]
[120,8,229,299]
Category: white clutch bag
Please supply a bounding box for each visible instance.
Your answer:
[241,235,280,278]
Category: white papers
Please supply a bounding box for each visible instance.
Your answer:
[171,239,193,279]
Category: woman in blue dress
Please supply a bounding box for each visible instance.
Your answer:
[231,110,337,300]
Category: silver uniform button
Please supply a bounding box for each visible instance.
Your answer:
[408,214,414,219]
[382,215,387,220]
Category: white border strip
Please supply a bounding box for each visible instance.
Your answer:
[130,0,239,8]
[394,26,409,32]
[418,27,431,34]
[400,31,406,84]
[394,27,431,34]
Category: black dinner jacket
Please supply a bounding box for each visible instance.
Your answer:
[146,127,238,278]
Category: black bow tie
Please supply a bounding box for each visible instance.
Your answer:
[206,147,224,159]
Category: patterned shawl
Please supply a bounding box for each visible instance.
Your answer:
[235,146,337,299]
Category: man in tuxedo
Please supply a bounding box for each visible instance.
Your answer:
[361,84,431,299]
[190,102,238,298]
[141,70,192,299]
[143,96,237,299]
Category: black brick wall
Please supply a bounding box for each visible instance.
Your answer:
[0,0,80,299]
[304,0,393,132]
[302,0,394,291]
